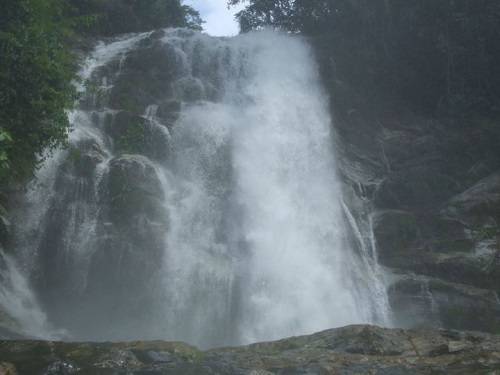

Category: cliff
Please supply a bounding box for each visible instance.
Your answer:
[313,34,500,334]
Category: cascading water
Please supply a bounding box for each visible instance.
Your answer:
[3,28,390,347]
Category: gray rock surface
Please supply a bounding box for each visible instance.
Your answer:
[1,325,499,374]
[327,62,500,333]
[388,274,500,333]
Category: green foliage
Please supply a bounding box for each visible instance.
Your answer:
[0,0,76,185]
[0,0,203,188]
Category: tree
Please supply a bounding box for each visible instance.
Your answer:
[0,0,76,184]
[0,0,204,186]
[229,0,500,114]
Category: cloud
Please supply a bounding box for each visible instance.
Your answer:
[184,0,245,36]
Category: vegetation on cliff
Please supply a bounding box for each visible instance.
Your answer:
[0,0,76,185]
[230,0,500,116]
[0,0,202,239]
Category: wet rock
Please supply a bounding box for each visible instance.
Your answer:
[328,44,500,336]
[388,274,500,333]
[105,111,170,161]
[45,361,78,374]
[417,215,474,254]
[106,154,165,227]
[157,100,181,128]
[0,309,25,341]
[70,154,169,340]
[373,205,499,293]
[108,41,184,114]
[173,76,206,102]
[444,170,500,225]
[34,137,107,309]
[372,210,419,268]
[62,139,107,179]
[319,325,412,355]
[382,131,441,171]
[2,325,499,374]
[336,105,500,334]
[374,166,460,211]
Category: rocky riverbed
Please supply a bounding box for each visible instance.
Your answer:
[1,325,500,374]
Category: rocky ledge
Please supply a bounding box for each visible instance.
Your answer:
[1,325,500,374]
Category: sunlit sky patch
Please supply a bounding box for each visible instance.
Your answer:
[184,0,245,36]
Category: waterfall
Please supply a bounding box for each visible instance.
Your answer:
[3,29,389,347]
[0,251,61,339]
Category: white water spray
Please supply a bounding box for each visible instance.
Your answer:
[159,31,380,346]
[3,29,389,346]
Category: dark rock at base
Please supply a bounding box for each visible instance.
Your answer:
[1,325,499,374]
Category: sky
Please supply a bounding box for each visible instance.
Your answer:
[184,0,245,36]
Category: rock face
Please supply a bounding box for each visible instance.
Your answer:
[1,325,499,374]
[326,63,500,333]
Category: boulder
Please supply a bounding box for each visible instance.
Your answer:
[105,111,170,161]
[105,154,166,228]
[172,76,206,102]
[157,100,181,128]
[108,41,185,114]
[61,138,107,179]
